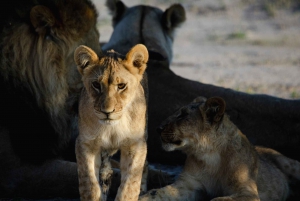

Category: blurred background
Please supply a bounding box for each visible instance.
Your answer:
[93,0,300,99]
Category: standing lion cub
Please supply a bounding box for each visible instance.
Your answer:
[140,96,300,201]
[74,44,148,201]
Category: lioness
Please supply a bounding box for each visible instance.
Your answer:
[140,96,300,201]
[74,44,148,201]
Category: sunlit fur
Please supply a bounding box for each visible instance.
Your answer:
[75,44,148,201]
[140,97,300,201]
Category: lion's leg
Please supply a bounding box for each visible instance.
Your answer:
[108,158,177,198]
[147,167,176,190]
[139,171,206,201]
[76,139,101,201]
[100,151,113,201]
[139,182,206,201]
[139,184,183,201]
[140,160,148,195]
[115,140,147,201]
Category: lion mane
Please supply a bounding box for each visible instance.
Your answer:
[0,0,100,164]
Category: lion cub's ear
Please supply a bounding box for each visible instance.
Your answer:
[163,4,186,30]
[74,45,99,75]
[204,97,226,125]
[30,5,56,35]
[124,44,148,76]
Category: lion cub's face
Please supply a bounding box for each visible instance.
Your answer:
[158,97,226,152]
[74,44,148,124]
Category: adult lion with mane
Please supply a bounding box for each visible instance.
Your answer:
[0,0,101,198]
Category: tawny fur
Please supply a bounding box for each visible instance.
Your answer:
[75,44,149,201]
[140,96,300,201]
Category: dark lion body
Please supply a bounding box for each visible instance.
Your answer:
[0,0,100,198]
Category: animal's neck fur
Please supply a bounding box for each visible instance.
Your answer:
[192,114,244,169]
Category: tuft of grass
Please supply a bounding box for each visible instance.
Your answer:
[227,32,246,40]
[260,0,294,17]
[291,91,300,99]
[245,0,300,17]
[262,2,276,17]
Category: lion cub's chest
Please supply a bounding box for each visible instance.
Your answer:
[95,115,141,149]
[79,108,145,150]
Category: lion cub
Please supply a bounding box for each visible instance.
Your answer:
[140,96,300,201]
[74,44,148,201]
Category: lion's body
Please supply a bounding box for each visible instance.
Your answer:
[74,44,148,201]
[0,0,101,198]
[140,97,300,201]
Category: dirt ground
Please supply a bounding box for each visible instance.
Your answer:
[94,0,300,99]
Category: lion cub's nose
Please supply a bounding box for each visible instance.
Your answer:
[101,109,115,115]
[157,122,172,134]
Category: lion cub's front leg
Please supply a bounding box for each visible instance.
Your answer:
[100,151,115,200]
[76,138,102,201]
[140,160,148,195]
[116,140,147,201]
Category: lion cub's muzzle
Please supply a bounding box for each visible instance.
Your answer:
[157,123,182,145]
[95,108,122,123]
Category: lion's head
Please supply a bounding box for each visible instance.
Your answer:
[157,97,226,152]
[103,0,186,63]
[74,44,148,125]
[1,0,100,119]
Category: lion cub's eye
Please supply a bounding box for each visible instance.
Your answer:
[118,83,126,90]
[92,81,101,92]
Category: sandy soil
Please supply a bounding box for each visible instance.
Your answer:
[93,0,300,99]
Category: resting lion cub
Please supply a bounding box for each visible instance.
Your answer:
[140,96,300,201]
[75,44,148,201]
